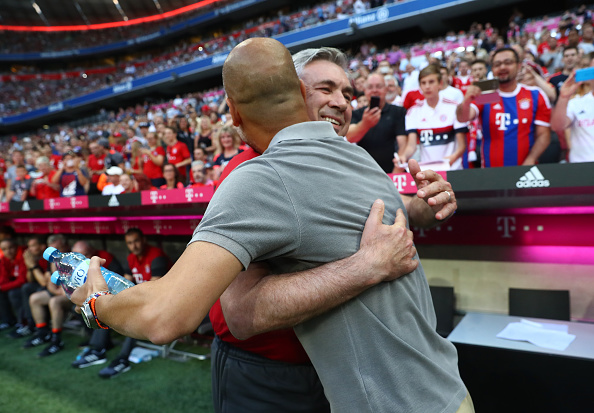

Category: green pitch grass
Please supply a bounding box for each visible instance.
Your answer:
[0,328,214,413]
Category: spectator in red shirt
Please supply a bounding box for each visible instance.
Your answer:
[164,126,191,184]
[118,174,138,194]
[0,238,27,330]
[452,59,473,94]
[8,235,49,338]
[87,140,108,195]
[30,156,60,200]
[141,132,166,188]
[188,161,212,188]
[160,163,185,189]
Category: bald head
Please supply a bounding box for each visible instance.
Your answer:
[72,240,96,259]
[223,38,309,150]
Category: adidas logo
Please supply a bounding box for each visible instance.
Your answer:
[108,195,120,207]
[516,166,550,188]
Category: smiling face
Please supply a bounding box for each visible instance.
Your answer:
[219,131,234,149]
[300,59,354,137]
[364,73,387,110]
[492,50,520,86]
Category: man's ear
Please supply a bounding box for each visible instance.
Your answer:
[227,97,242,127]
[299,79,307,102]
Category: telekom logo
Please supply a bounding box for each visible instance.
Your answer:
[495,113,511,130]
[185,188,194,202]
[392,174,407,192]
[49,198,56,210]
[150,191,158,204]
[419,130,433,144]
[497,216,516,238]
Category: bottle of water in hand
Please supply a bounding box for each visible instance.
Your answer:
[44,247,134,295]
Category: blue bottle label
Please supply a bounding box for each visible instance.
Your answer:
[72,259,91,286]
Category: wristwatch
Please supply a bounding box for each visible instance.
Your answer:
[81,291,111,329]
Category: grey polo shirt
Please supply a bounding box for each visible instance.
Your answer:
[190,121,466,413]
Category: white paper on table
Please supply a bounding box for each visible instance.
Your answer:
[496,319,576,351]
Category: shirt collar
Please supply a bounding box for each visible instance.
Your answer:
[498,84,521,98]
[267,121,338,150]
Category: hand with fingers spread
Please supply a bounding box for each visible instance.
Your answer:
[405,159,457,228]
[357,199,418,284]
[71,256,109,311]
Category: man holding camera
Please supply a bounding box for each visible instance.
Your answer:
[51,150,89,197]
[456,47,551,167]
[347,72,408,172]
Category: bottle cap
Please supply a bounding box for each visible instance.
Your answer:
[50,271,61,285]
[43,247,58,262]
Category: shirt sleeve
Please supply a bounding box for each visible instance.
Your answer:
[181,143,191,159]
[395,107,406,136]
[534,89,552,127]
[188,160,300,269]
[405,107,417,134]
[351,108,364,125]
[150,256,170,278]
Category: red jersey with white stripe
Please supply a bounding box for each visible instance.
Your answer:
[405,97,468,170]
[452,75,473,94]
[209,147,311,364]
[87,153,106,183]
[470,85,551,167]
[166,142,191,179]
[402,89,425,110]
[143,146,165,180]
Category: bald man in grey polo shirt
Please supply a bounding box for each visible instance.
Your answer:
[74,38,472,413]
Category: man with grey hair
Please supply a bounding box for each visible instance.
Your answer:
[71,40,466,413]
[347,71,408,173]
[30,156,60,200]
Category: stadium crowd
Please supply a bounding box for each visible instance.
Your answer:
[1,0,370,116]
[2,4,594,202]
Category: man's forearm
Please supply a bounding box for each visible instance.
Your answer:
[221,252,384,340]
[456,101,472,123]
[346,122,369,143]
[523,126,551,165]
[550,97,571,135]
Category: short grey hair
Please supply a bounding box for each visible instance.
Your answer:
[384,74,398,86]
[35,156,50,167]
[47,234,67,247]
[292,47,348,77]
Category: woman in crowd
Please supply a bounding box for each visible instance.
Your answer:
[176,116,194,155]
[194,115,215,155]
[127,140,144,180]
[160,163,185,190]
[212,125,244,178]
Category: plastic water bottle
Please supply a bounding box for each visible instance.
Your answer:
[44,247,134,294]
[50,271,76,298]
